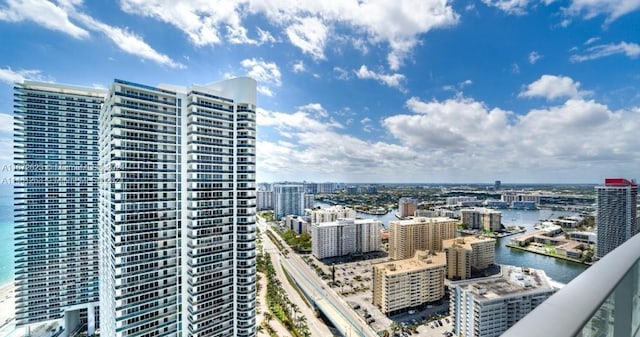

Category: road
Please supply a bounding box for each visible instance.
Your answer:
[259,223,333,337]
[259,220,377,337]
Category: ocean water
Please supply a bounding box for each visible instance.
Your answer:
[0,184,13,286]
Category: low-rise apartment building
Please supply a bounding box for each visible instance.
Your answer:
[285,215,311,234]
[311,218,381,259]
[443,236,496,280]
[450,265,556,337]
[372,251,446,315]
[308,205,357,223]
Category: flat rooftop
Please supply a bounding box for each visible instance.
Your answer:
[374,250,446,275]
[460,207,502,214]
[453,265,554,300]
[443,236,494,250]
[390,217,457,226]
[315,218,380,227]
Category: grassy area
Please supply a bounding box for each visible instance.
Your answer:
[281,265,312,308]
[266,230,288,254]
[280,230,311,252]
[506,243,589,265]
[259,210,275,222]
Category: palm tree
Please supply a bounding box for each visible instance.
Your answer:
[296,314,308,329]
[299,325,311,337]
[291,303,300,321]
[390,321,402,334]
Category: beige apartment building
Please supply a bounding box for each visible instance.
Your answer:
[398,197,418,218]
[389,217,458,260]
[460,208,502,232]
[372,251,446,315]
[443,236,496,280]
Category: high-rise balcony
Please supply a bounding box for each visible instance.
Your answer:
[503,231,640,337]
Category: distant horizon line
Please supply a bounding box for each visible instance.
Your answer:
[258,181,602,186]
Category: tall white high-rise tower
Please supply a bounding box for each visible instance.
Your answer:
[99,78,257,337]
[595,178,638,259]
[273,183,304,220]
[14,81,105,333]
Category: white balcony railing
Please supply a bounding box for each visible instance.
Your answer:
[503,232,640,337]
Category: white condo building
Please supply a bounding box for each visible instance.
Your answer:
[446,196,478,206]
[273,184,304,220]
[311,219,381,259]
[308,205,356,223]
[304,193,315,210]
[450,266,556,337]
[315,182,337,194]
[14,82,104,334]
[460,208,502,232]
[256,190,273,211]
[99,78,257,337]
[596,178,638,259]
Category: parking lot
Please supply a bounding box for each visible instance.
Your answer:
[303,254,456,336]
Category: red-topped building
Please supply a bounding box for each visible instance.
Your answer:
[596,178,638,259]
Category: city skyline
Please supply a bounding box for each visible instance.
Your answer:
[1,1,640,183]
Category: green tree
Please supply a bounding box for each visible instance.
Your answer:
[390,322,403,334]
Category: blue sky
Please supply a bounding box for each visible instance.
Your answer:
[0,0,639,184]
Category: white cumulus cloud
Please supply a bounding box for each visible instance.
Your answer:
[74,12,185,69]
[529,51,542,64]
[355,65,406,91]
[0,66,49,84]
[482,0,639,24]
[0,113,14,133]
[240,58,281,96]
[120,0,245,45]
[571,41,640,62]
[566,0,640,23]
[481,0,534,15]
[519,75,589,100]
[119,0,460,70]
[0,0,184,69]
[257,90,640,182]
[0,0,88,38]
[285,16,328,61]
[292,60,305,73]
